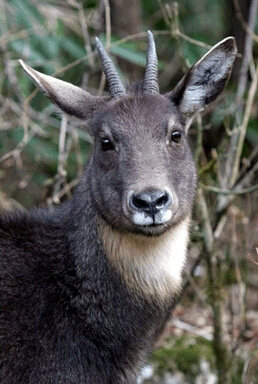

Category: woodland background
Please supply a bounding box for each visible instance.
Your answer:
[0,0,258,383]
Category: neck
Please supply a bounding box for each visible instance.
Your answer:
[97,216,191,302]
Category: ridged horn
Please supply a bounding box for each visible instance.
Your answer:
[95,37,126,99]
[143,31,159,95]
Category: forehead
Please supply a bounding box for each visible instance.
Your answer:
[92,95,183,136]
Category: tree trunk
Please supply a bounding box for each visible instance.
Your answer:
[109,0,141,36]
[109,0,143,80]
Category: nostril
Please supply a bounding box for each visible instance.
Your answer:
[131,194,150,211]
[130,190,172,214]
[155,192,169,209]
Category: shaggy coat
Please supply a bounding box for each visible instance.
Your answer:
[0,33,236,383]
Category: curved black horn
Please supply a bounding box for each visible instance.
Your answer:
[95,37,126,99]
[143,31,159,95]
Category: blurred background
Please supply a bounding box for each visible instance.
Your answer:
[0,0,258,382]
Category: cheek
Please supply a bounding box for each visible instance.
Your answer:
[172,162,197,204]
[166,147,196,198]
[90,157,125,221]
[97,150,117,171]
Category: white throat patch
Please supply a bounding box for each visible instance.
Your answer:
[98,216,191,301]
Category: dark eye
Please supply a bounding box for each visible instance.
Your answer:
[101,138,115,152]
[171,130,182,144]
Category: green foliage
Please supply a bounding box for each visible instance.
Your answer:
[151,334,257,383]
[152,335,214,381]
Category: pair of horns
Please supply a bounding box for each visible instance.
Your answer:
[95,31,159,99]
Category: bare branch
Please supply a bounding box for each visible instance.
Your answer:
[219,0,258,194]
[200,182,258,195]
[171,318,213,341]
[98,0,111,95]
[233,0,258,44]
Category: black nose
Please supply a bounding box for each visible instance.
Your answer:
[130,189,172,215]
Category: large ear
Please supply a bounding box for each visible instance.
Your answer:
[19,60,109,121]
[168,37,237,125]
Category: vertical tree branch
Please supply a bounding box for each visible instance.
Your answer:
[51,114,68,204]
[216,62,258,216]
[98,0,111,95]
[222,0,258,190]
[234,0,258,104]
[229,62,258,187]
[197,188,234,383]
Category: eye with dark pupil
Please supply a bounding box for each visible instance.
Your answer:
[171,130,182,143]
[101,138,114,151]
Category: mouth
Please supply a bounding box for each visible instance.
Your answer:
[131,209,173,226]
[134,222,170,237]
[129,211,173,236]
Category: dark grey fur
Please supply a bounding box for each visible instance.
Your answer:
[0,34,237,383]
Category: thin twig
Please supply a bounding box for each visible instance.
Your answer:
[0,26,45,46]
[194,114,203,166]
[157,0,171,29]
[236,0,258,105]
[0,88,37,163]
[233,0,258,44]
[221,0,258,192]
[71,127,84,176]
[51,114,68,204]
[98,0,111,95]
[77,1,95,68]
[171,318,213,341]
[229,62,258,187]
[216,59,258,219]
[200,182,258,195]
[196,188,214,253]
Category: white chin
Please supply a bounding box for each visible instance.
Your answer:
[132,210,172,226]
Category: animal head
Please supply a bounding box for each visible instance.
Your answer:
[20,32,237,237]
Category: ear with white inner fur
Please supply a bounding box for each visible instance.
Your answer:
[168,37,237,126]
[19,60,109,121]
